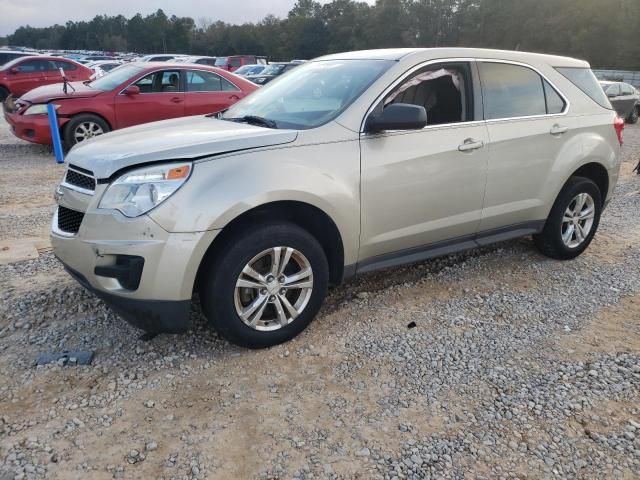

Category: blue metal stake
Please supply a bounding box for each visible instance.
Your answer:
[47,103,64,164]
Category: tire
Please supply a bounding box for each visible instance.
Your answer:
[627,106,639,125]
[533,176,602,260]
[0,87,9,103]
[200,222,329,349]
[63,114,110,147]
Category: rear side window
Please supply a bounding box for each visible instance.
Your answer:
[55,61,77,71]
[556,67,612,109]
[621,84,635,95]
[543,80,566,114]
[479,62,547,119]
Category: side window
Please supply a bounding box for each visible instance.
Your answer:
[543,80,566,114]
[221,77,239,91]
[479,62,547,119]
[134,70,181,93]
[384,63,472,125]
[229,57,241,68]
[606,84,621,96]
[16,59,48,73]
[55,61,77,71]
[186,70,222,92]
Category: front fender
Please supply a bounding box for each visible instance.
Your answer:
[149,141,361,265]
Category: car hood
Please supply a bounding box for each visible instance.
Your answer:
[20,82,102,103]
[66,115,298,179]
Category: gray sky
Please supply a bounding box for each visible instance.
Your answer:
[0,0,361,36]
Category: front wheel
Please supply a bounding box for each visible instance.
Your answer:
[200,222,329,348]
[534,177,602,260]
[63,114,110,147]
[627,106,639,125]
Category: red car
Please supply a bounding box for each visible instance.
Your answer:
[0,56,92,102]
[4,63,258,146]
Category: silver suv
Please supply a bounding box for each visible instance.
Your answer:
[51,48,623,348]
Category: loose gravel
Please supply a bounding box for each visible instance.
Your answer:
[0,116,639,479]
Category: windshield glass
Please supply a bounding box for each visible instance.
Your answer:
[222,59,392,129]
[89,64,144,91]
[261,64,286,75]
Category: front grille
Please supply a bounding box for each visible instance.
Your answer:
[57,206,84,234]
[65,168,96,192]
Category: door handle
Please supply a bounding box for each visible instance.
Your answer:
[170,97,183,103]
[458,138,484,152]
[550,124,569,135]
[229,95,240,101]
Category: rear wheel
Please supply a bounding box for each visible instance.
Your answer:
[627,106,639,125]
[200,222,329,349]
[534,177,602,260]
[63,114,110,147]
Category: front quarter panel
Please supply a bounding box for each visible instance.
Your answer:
[148,134,362,265]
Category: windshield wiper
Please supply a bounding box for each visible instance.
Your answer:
[224,115,278,129]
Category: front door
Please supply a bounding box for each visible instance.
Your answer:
[11,58,47,97]
[359,61,489,267]
[115,69,185,129]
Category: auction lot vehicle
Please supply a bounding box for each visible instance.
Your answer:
[51,48,622,348]
[174,56,218,66]
[231,64,267,77]
[246,62,299,85]
[0,50,36,68]
[600,81,639,124]
[4,63,257,146]
[0,56,92,102]
[215,55,268,72]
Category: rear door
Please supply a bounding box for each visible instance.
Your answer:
[115,69,185,128]
[478,61,570,231]
[10,59,47,96]
[184,69,242,115]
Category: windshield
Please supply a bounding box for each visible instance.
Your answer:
[261,64,286,75]
[88,64,144,91]
[222,59,392,130]
[214,57,228,66]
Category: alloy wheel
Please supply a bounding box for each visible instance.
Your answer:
[561,193,595,248]
[74,122,104,143]
[234,247,314,331]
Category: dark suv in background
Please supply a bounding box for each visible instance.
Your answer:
[600,81,639,124]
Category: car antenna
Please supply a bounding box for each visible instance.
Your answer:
[59,67,76,94]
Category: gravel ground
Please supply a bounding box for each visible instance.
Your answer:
[0,116,639,480]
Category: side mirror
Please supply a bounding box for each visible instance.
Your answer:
[123,85,140,96]
[9,67,19,74]
[365,103,427,133]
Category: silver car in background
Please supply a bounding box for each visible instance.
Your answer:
[51,48,622,348]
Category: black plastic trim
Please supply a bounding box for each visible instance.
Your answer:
[357,221,544,274]
[61,260,191,334]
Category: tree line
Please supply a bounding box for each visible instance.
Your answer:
[6,0,640,69]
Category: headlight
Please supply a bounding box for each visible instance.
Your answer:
[98,162,192,217]
[24,104,60,115]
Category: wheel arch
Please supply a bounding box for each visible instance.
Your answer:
[568,162,609,203]
[64,111,113,132]
[194,200,346,291]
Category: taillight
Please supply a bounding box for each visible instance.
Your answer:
[614,117,625,146]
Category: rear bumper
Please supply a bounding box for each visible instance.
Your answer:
[62,261,191,333]
[3,110,63,145]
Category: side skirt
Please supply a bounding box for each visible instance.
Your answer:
[355,221,545,275]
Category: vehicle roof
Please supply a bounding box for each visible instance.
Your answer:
[0,50,36,55]
[1,55,84,69]
[316,48,589,67]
